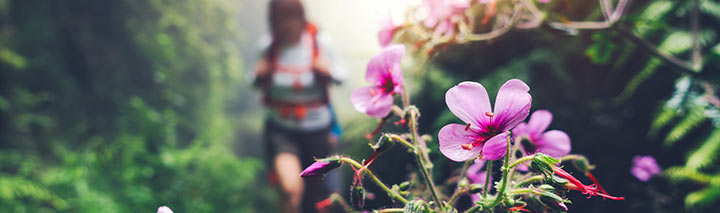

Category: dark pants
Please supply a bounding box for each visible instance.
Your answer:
[265,121,331,213]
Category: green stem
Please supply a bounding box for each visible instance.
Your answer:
[508,155,534,169]
[485,132,513,209]
[508,188,538,195]
[408,107,443,209]
[516,175,545,187]
[386,134,416,150]
[482,160,493,198]
[340,157,408,204]
[447,187,467,206]
[465,204,483,213]
[379,208,405,213]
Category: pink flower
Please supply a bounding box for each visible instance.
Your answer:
[378,14,399,47]
[466,159,492,202]
[422,0,469,37]
[439,79,532,161]
[350,45,405,118]
[157,206,173,213]
[513,110,571,158]
[631,155,661,182]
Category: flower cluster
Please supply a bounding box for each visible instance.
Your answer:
[298,44,631,212]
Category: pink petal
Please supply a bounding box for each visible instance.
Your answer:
[157,206,173,213]
[350,86,394,118]
[535,130,571,157]
[492,79,531,132]
[378,27,395,47]
[526,110,553,139]
[467,161,487,183]
[366,45,405,84]
[482,133,508,160]
[445,82,492,128]
[536,0,551,3]
[439,123,482,162]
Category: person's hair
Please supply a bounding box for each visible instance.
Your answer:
[268,0,306,35]
[267,0,307,62]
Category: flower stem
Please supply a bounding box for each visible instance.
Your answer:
[484,132,513,209]
[340,157,408,204]
[482,160,493,199]
[386,134,416,150]
[408,107,443,209]
[379,208,405,213]
[516,175,545,187]
[447,187,468,207]
[508,155,534,169]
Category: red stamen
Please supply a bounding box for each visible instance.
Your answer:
[370,89,376,97]
[485,112,494,117]
[585,171,609,195]
[315,196,334,210]
[508,203,530,212]
[461,144,473,150]
[465,123,471,131]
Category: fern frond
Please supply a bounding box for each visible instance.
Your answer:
[685,184,720,210]
[648,107,678,138]
[614,58,662,102]
[635,1,674,36]
[663,166,712,184]
[0,175,69,210]
[701,0,720,21]
[664,106,707,146]
[686,129,720,170]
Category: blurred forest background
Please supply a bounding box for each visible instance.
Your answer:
[1,0,719,212]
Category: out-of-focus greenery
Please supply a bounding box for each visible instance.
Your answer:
[0,0,273,212]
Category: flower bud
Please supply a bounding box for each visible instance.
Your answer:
[371,135,394,153]
[350,184,365,210]
[299,156,342,177]
[458,178,468,189]
[539,184,555,192]
[572,157,591,173]
[399,181,411,191]
[530,153,560,178]
[539,191,569,212]
[468,183,484,194]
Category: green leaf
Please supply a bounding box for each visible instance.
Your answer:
[686,129,720,170]
[664,106,707,146]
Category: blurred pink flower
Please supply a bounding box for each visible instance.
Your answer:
[631,155,661,182]
[513,110,571,158]
[378,14,400,47]
[157,206,173,213]
[350,45,405,118]
[466,159,492,202]
[439,79,532,161]
[422,0,469,37]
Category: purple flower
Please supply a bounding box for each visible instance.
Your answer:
[513,110,571,158]
[439,79,532,161]
[467,159,492,202]
[300,156,342,177]
[631,155,661,182]
[157,206,173,213]
[422,0,469,37]
[350,45,405,118]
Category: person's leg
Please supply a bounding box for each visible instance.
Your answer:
[274,152,304,213]
[267,123,304,213]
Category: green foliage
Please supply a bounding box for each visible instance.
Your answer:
[664,106,707,146]
[0,0,273,212]
[686,129,720,170]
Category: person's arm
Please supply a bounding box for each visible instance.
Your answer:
[316,34,347,85]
